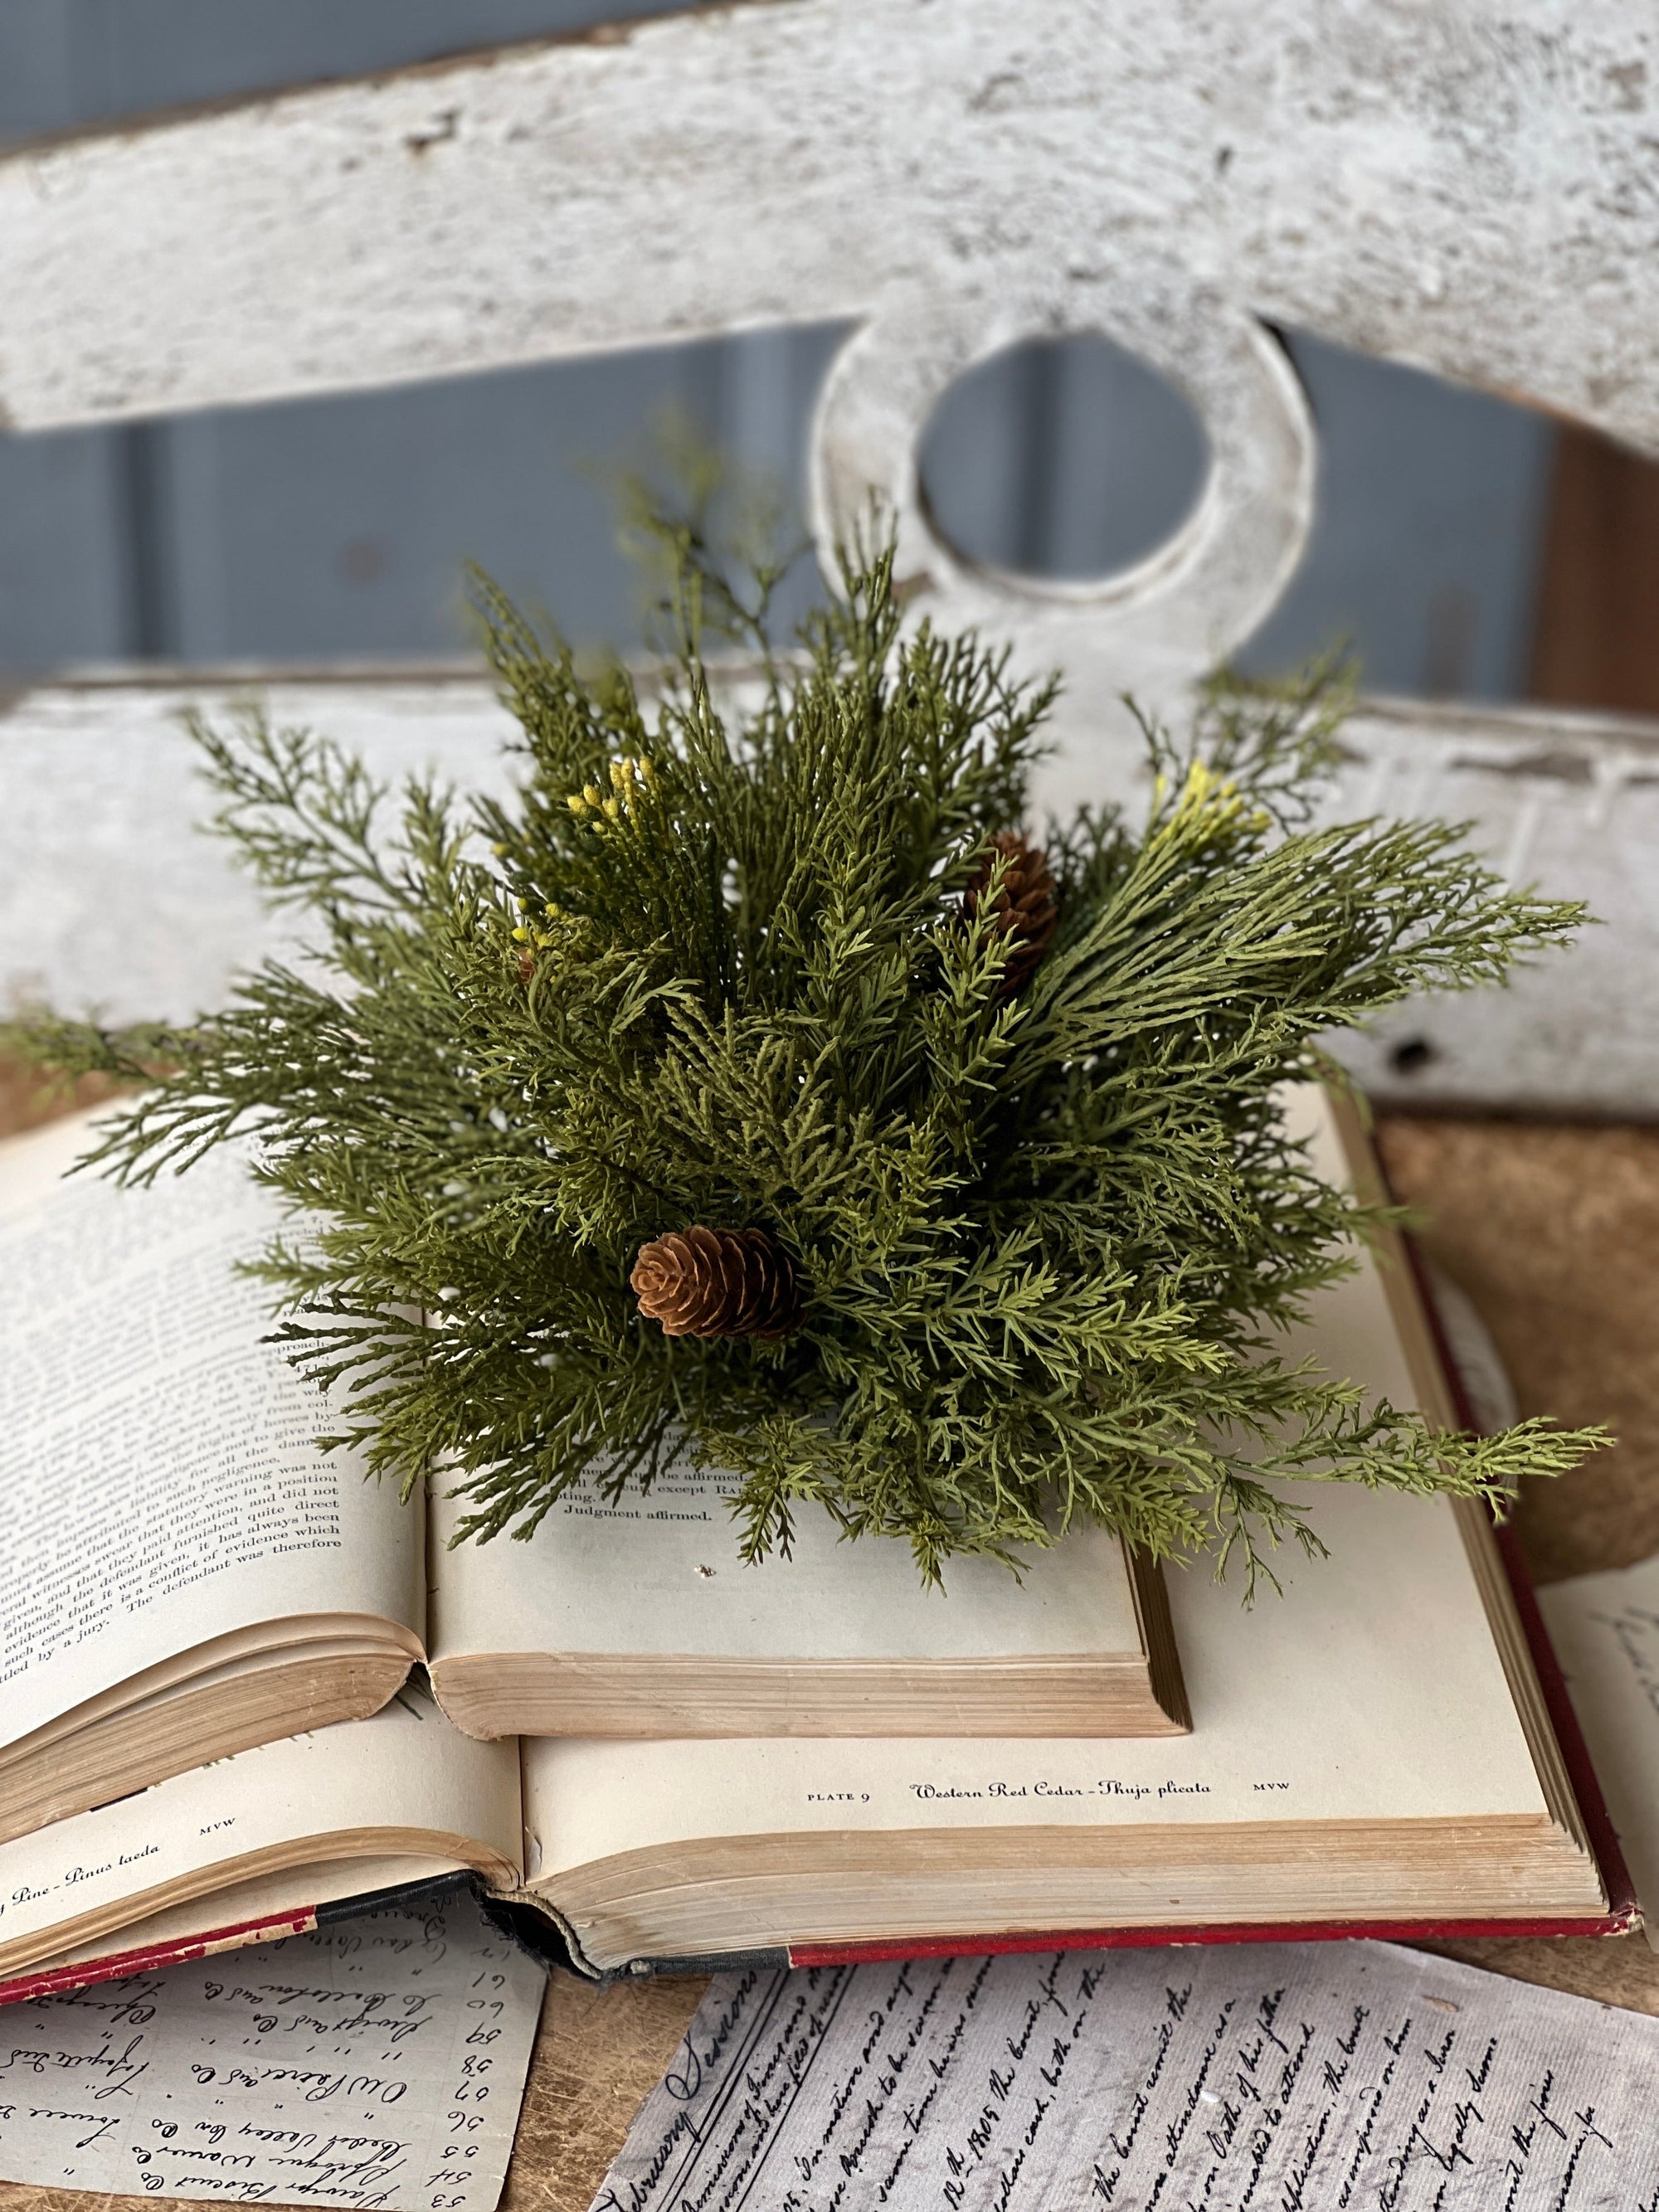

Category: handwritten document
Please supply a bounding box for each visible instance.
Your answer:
[0,1888,544,2209]
[1540,1552,1659,1954]
[593,1941,1659,2210]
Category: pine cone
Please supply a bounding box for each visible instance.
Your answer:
[630,1226,803,1338]
[963,831,1058,994]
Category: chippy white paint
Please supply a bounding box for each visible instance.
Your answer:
[811,279,1316,774]
[1,1,1657,1107]
[4,2,1656,441]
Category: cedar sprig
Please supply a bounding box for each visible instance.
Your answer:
[3,527,1607,1589]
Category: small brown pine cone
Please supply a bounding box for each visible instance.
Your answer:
[963,831,1058,994]
[630,1226,803,1339]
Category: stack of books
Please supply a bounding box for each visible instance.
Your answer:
[0,1091,1632,2003]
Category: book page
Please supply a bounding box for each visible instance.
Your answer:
[1538,1554,1659,1952]
[429,1465,1141,1663]
[591,1939,1659,2210]
[0,1111,424,1748]
[0,1690,523,1963]
[523,1482,1546,1874]
[0,1886,544,2210]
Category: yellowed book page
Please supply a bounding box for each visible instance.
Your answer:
[430,1463,1141,1663]
[523,1481,1548,1875]
[0,1110,425,1748]
[1538,1555,1659,1952]
[0,1691,523,1960]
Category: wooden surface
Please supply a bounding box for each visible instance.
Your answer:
[0,1101,1656,2211]
[7,2,1658,453]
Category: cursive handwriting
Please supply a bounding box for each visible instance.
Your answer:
[598,1941,1659,2210]
[0,1894,542,2212]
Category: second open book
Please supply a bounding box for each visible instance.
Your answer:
[0,1089,1630,1989]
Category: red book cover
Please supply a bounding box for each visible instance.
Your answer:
[0,1905,322,2008]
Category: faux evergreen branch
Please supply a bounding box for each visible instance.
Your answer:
[7,531,1607,1589]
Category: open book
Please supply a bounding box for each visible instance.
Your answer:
[0,1106,1184,1855]
[0,1092,1632,1994]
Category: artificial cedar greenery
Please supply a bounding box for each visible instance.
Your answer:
[9,527,1606,1590]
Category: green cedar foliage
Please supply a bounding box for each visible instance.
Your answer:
[9,532,1606,1590]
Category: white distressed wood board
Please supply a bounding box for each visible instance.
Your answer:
[3,669,1655,1116]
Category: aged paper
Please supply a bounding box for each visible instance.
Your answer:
[0,1112,423,1747]
[427,1461,1142,1665]
[592,1940,1659,2210]
[0,1887,543,2210]
[1540,1554,1659,1953]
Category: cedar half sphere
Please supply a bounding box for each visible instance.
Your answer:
[631,1225,803,1339]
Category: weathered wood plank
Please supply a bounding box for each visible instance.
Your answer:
[1331,697,1659,1115]
[0,667,515,1028]
[2,2,1655,450]
[2,671,1654,1114]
